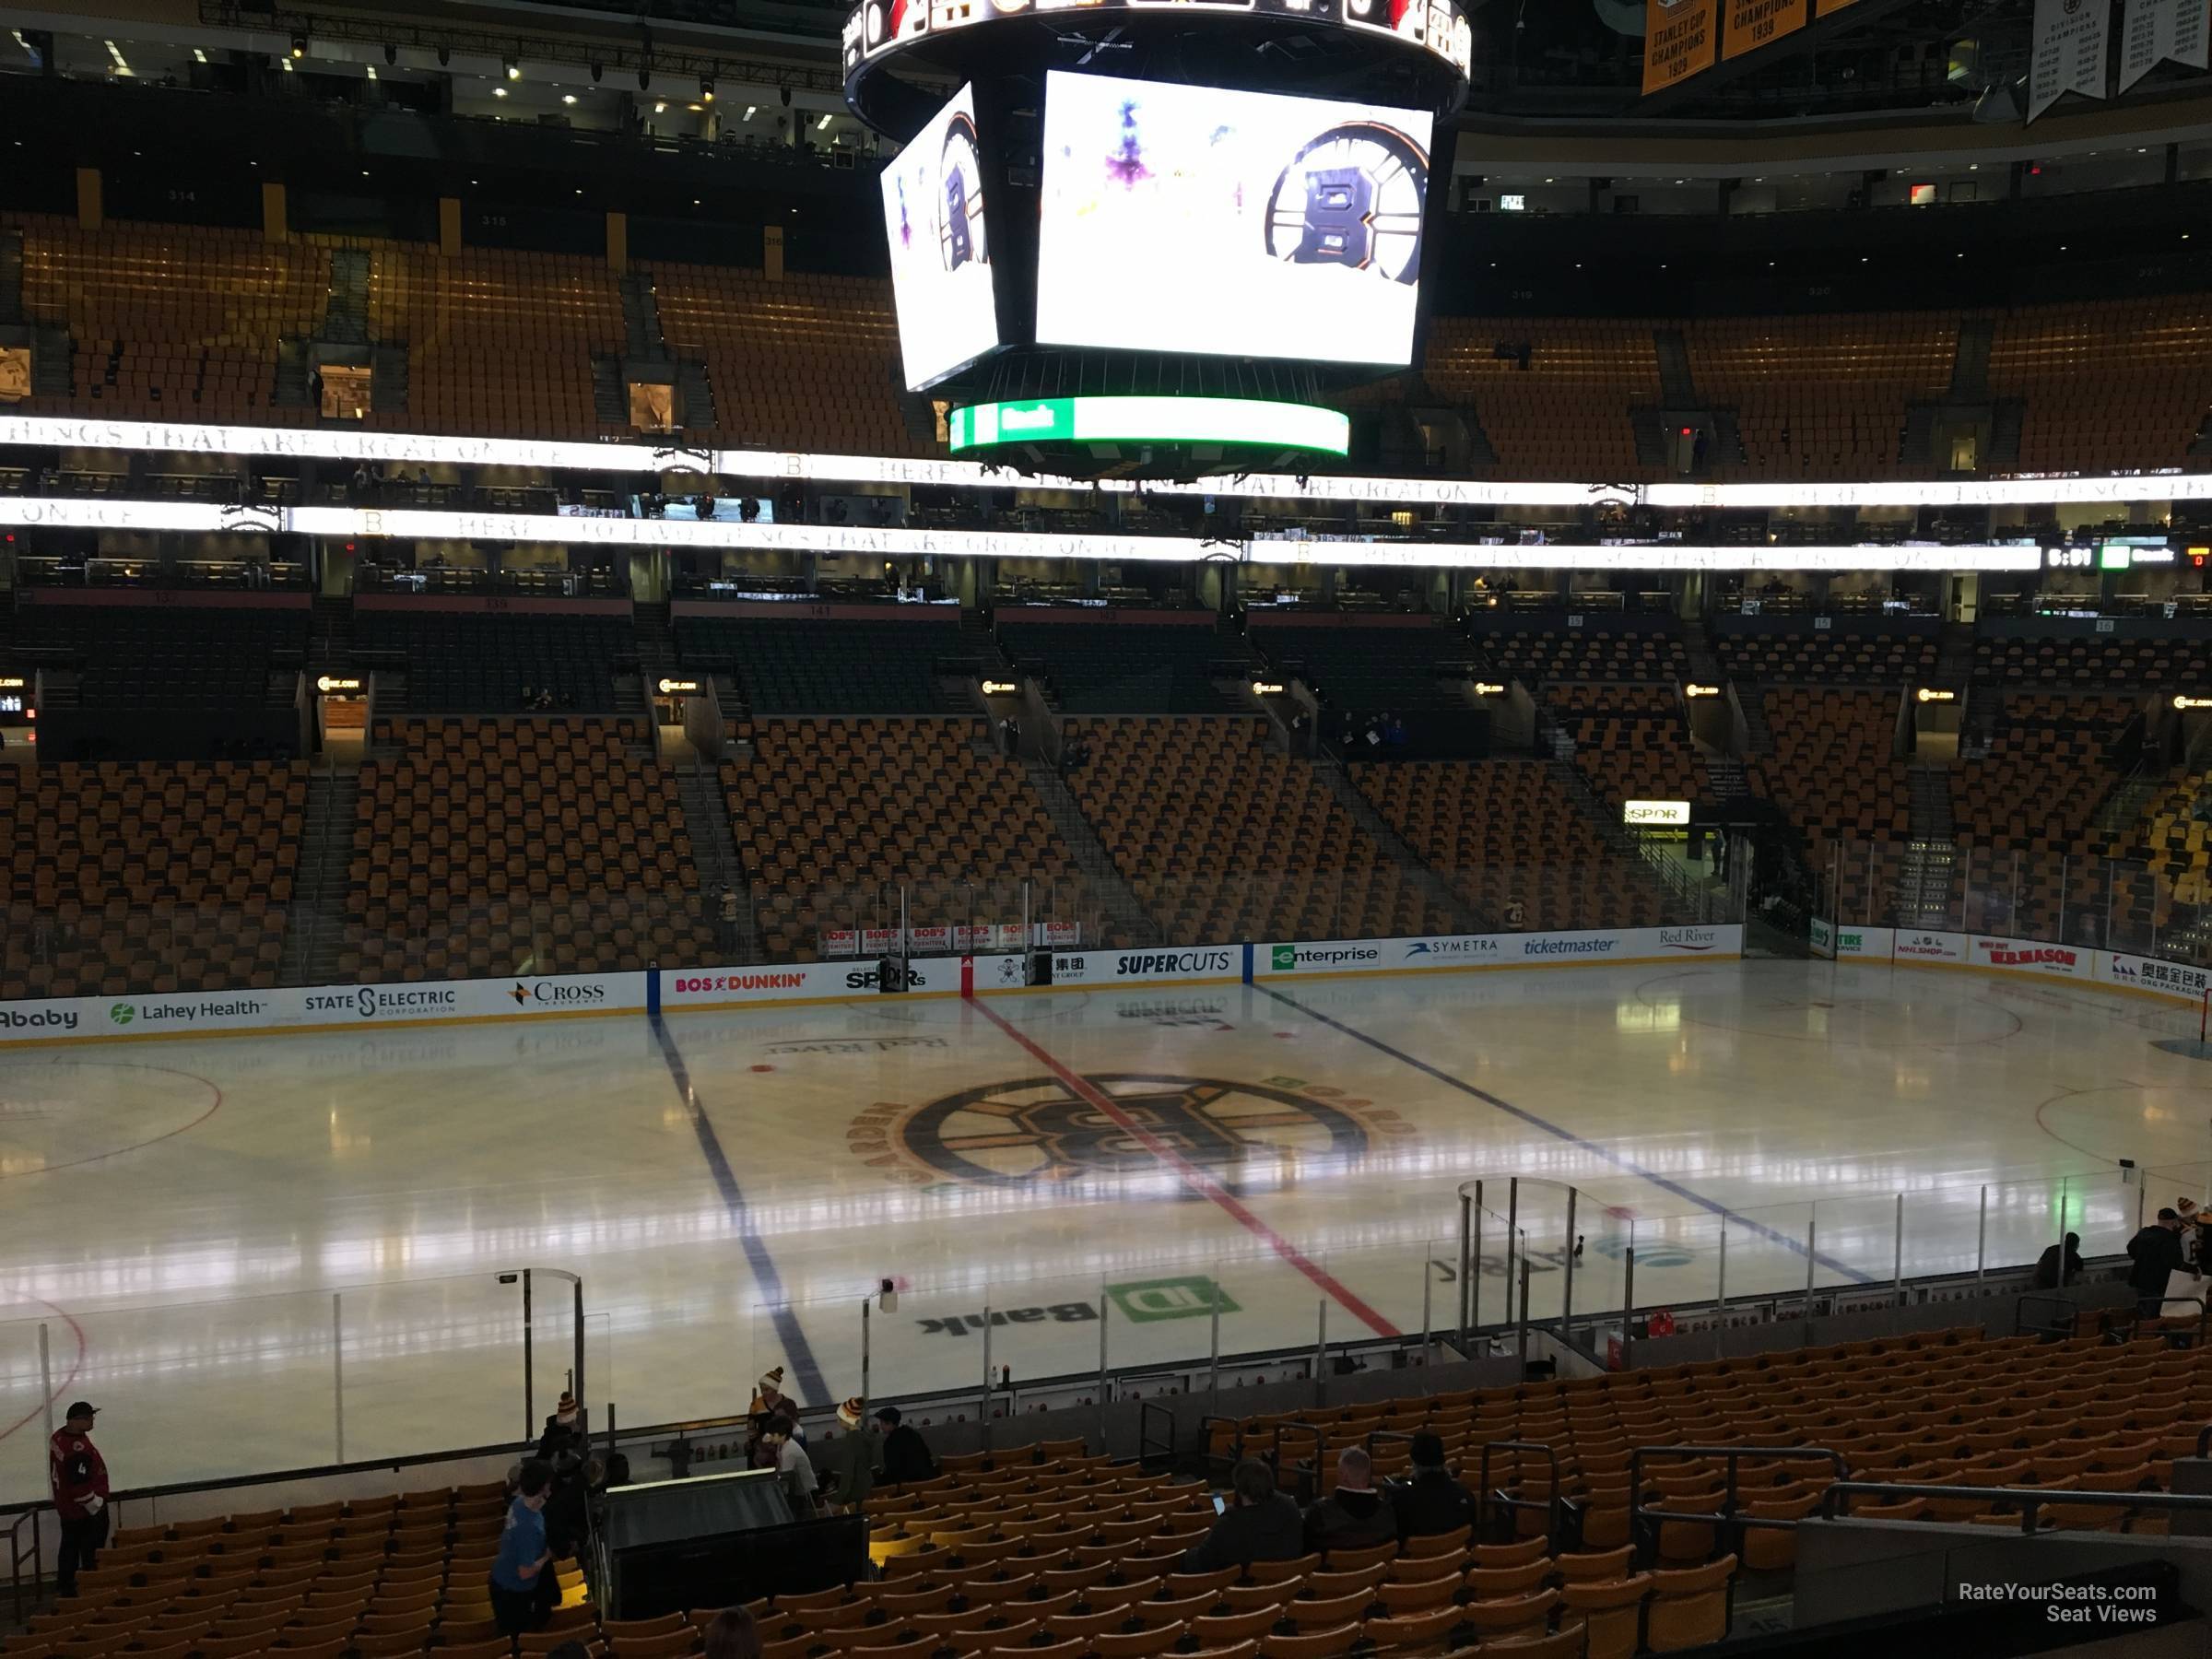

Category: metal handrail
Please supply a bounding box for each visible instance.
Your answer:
[1270,1420,1327,1498]
[1138,1401,1177,1475]
[2013,1293,2084,1339]
[6,1510,41,1627]
[1819,1480,2212,1535]
[1628,1443,1845,1564]
[1477,1439,1562,1541]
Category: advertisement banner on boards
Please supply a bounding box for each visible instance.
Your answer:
[665,959,948,1005]
[2100,951,2212,1001]
[1643,0,1720,92]
[0,972,646,1044]
[1970,935,2092,978]
[1808,917,1836,959]
[1893,929,1968,964]
[1724,0,1806,59]
[1048,947,1241,986]
[1257,925,1743,976]
[1833,925,1895,959]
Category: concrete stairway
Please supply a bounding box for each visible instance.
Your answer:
[1023,760,1162,947]
[279,768,359,987]
[1312,757,1490,933]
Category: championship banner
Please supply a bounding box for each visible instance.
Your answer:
[1724,0,1806,59]
[2030,0,2112,120]
[1643,0,1720,92]
[1814,0,1863,12]
[0,347,28,405]
[2121,0,2209,91]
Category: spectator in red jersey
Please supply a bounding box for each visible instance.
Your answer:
[50,1402,110,1596]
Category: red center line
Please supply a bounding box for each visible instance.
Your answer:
[971,999,1400,1339]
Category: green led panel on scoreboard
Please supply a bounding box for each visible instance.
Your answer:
[947,395,1351,458]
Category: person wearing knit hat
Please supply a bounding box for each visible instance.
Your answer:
[820,1396,876,1514]
[748,1369,805,1442]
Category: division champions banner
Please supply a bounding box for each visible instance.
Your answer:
[2120,0,2210,91]
[2030,0,2112,120]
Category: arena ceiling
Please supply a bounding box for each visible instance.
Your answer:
[355,0,2204,124]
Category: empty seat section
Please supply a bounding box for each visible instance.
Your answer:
[1475,623,1688,687]
[1250,620,1474,713]
[0,761,303,997]
[8,212,329,423]
[1991,294,2212,476]
[1000,621,1253,716]
[1688,312,1957,482]
[341,717,710,982]
[648,263,916,457]
[1065,717,1449,941]
[351,608,628,714]
[1356,760,1665,931]
[364,243,620,441]
[1547,685,1710,808]
[677,615,969,714]
[1421,319,1656,479]
[724,719,1097,959]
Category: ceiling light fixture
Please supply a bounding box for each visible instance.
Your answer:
[700,76,714,101]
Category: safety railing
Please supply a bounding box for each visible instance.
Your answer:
[1819,1480,2212,1534]
[0,1268,591,1508]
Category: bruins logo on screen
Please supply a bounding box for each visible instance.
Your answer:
[1264,121,1427,284]
[851,1074,1413,1194]
[938,110,987,272]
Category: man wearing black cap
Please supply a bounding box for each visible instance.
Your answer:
[2128,1207,2196,1311]
[1391,1431,1477,1544]
[49,1402,110,1596]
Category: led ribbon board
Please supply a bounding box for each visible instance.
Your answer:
[947,396,1350,457]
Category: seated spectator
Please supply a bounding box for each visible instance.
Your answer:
[875,1405,935,1484]
[704,1608,761,1659]
[1392,1432,1477,1543]
[1179,1457,1303,1573]
[1303,1446,1397,1553]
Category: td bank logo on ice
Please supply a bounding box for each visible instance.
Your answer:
[1106,1277,1241,1324]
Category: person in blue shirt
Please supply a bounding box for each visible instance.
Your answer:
[490,1458,556,1636]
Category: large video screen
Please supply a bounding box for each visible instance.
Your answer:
[1035,72,1432,366]
[881,84,998,391]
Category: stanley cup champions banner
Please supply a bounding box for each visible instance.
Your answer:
[2030,0,2113,120]
[1724,0,1807,59]
[2121,0,2210,91]
[1643,0,1721,93]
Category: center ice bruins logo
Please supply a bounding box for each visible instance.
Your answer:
[850,1073,1414,1194]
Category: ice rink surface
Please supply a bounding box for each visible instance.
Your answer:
[4,958,2207,1500]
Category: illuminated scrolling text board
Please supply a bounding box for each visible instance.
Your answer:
[947,395,1350,457]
